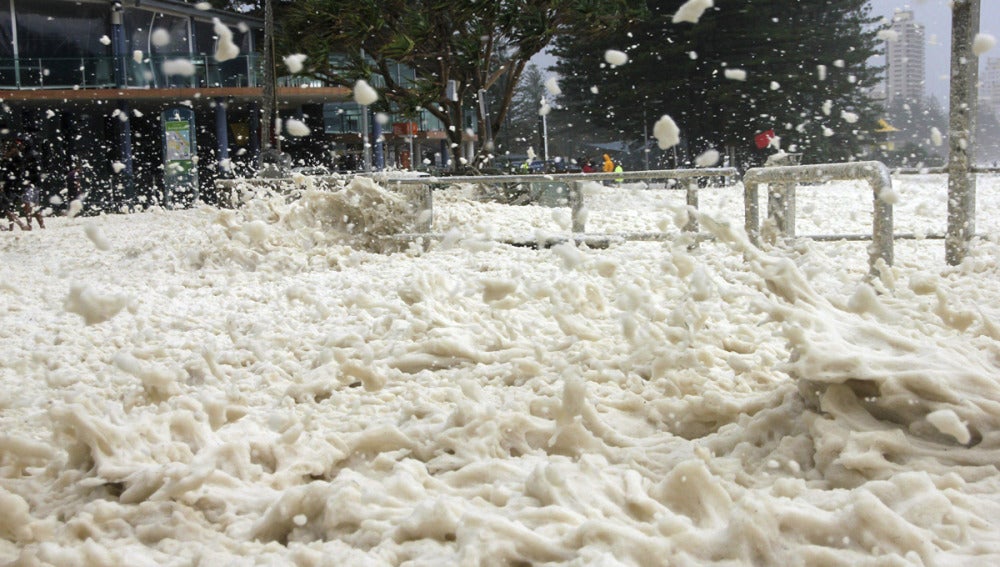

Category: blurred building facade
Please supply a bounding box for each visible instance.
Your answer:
[885,9,926,106]
[0,0,471,214]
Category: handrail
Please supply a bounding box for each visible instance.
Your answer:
[743,161,893,277]
[372,167,738,186]
[377,168,739,235]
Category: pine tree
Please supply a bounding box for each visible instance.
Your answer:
[503,64,548,157]
[553,0,883,168]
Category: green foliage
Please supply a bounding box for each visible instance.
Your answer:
[505,64,547,153]
[881,96,948,167]
[553,0,884,167]
[280,0,644,169]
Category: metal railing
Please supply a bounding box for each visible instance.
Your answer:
[215,160,979,276]
[743,161,894,276]
[377,169,740,241]
[0,54,261,90]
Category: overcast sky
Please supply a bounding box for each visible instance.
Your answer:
[869,0,1000,101]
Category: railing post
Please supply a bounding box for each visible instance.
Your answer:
[684,180,699,234]
[744,179,760,246]
[742,161,894,276]
[570,181,586,233]
[767,182,796,238]
[869,164,894,277]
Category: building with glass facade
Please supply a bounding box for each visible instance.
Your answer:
[0,0,351,211]
[0,0,479,213]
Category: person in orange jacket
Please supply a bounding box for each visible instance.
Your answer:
[602,153,615,173]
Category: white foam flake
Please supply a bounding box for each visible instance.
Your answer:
[878,29,900,42]
[672,0,714,24]
[162,59,196,77]
[212,18,240,62]
[283,54,307,74]
[724,68,747,81]
[653,114,681,149]
[354,79,379,105]
[694,149,720,167]
[99,35,111,46]
[545,77,561,96]
[151,28,171,47]
[931,127,944,146]
[285,118,311,137]
[604,49,629,66]
[973,33,997,56]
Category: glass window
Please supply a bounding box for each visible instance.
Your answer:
[13,0,111,87]
[123,9,192,88]
[324,103,363,135]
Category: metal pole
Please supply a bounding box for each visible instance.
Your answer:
[408,135,414,171]
[947,0,980,265]
[542,113,549,162]
[215,98,230,179]
[361,106,371,172]
[261,0,277,154]
[643,104,650,171]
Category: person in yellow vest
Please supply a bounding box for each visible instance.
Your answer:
[614,162,624,183]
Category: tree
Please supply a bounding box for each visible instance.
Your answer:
[280,0,643,171]
[504,64,547,156]
[882,95,948,167]
[553,0,883,169]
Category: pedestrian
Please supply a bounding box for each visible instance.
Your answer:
[602,153,614,173]
[581,158,595,173]
[10,135,44,230]
[64,157,83,214]
[614,162,624,183]
[601,153,616,186]
[1,140,28,231]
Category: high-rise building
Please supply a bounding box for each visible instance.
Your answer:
[885,10,926,105]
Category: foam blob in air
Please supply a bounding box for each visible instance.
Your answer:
[283,54,307,74]
[151,28,171,47]
[212,18,240,62]
[162,59,196,77]
[673,0,714,24]
[285,118,311,137]
[973,33,997,56]
[354,80,379,105]
[931,127,944,147]
[604,50,629,66]
[877,30,900,42]
[695,149,720,167]
[653,115,681,150]
[724,69,747,81]
[545,77,561,96]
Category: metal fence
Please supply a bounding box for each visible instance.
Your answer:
[743,161,894,277]
[216,161,971,275]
